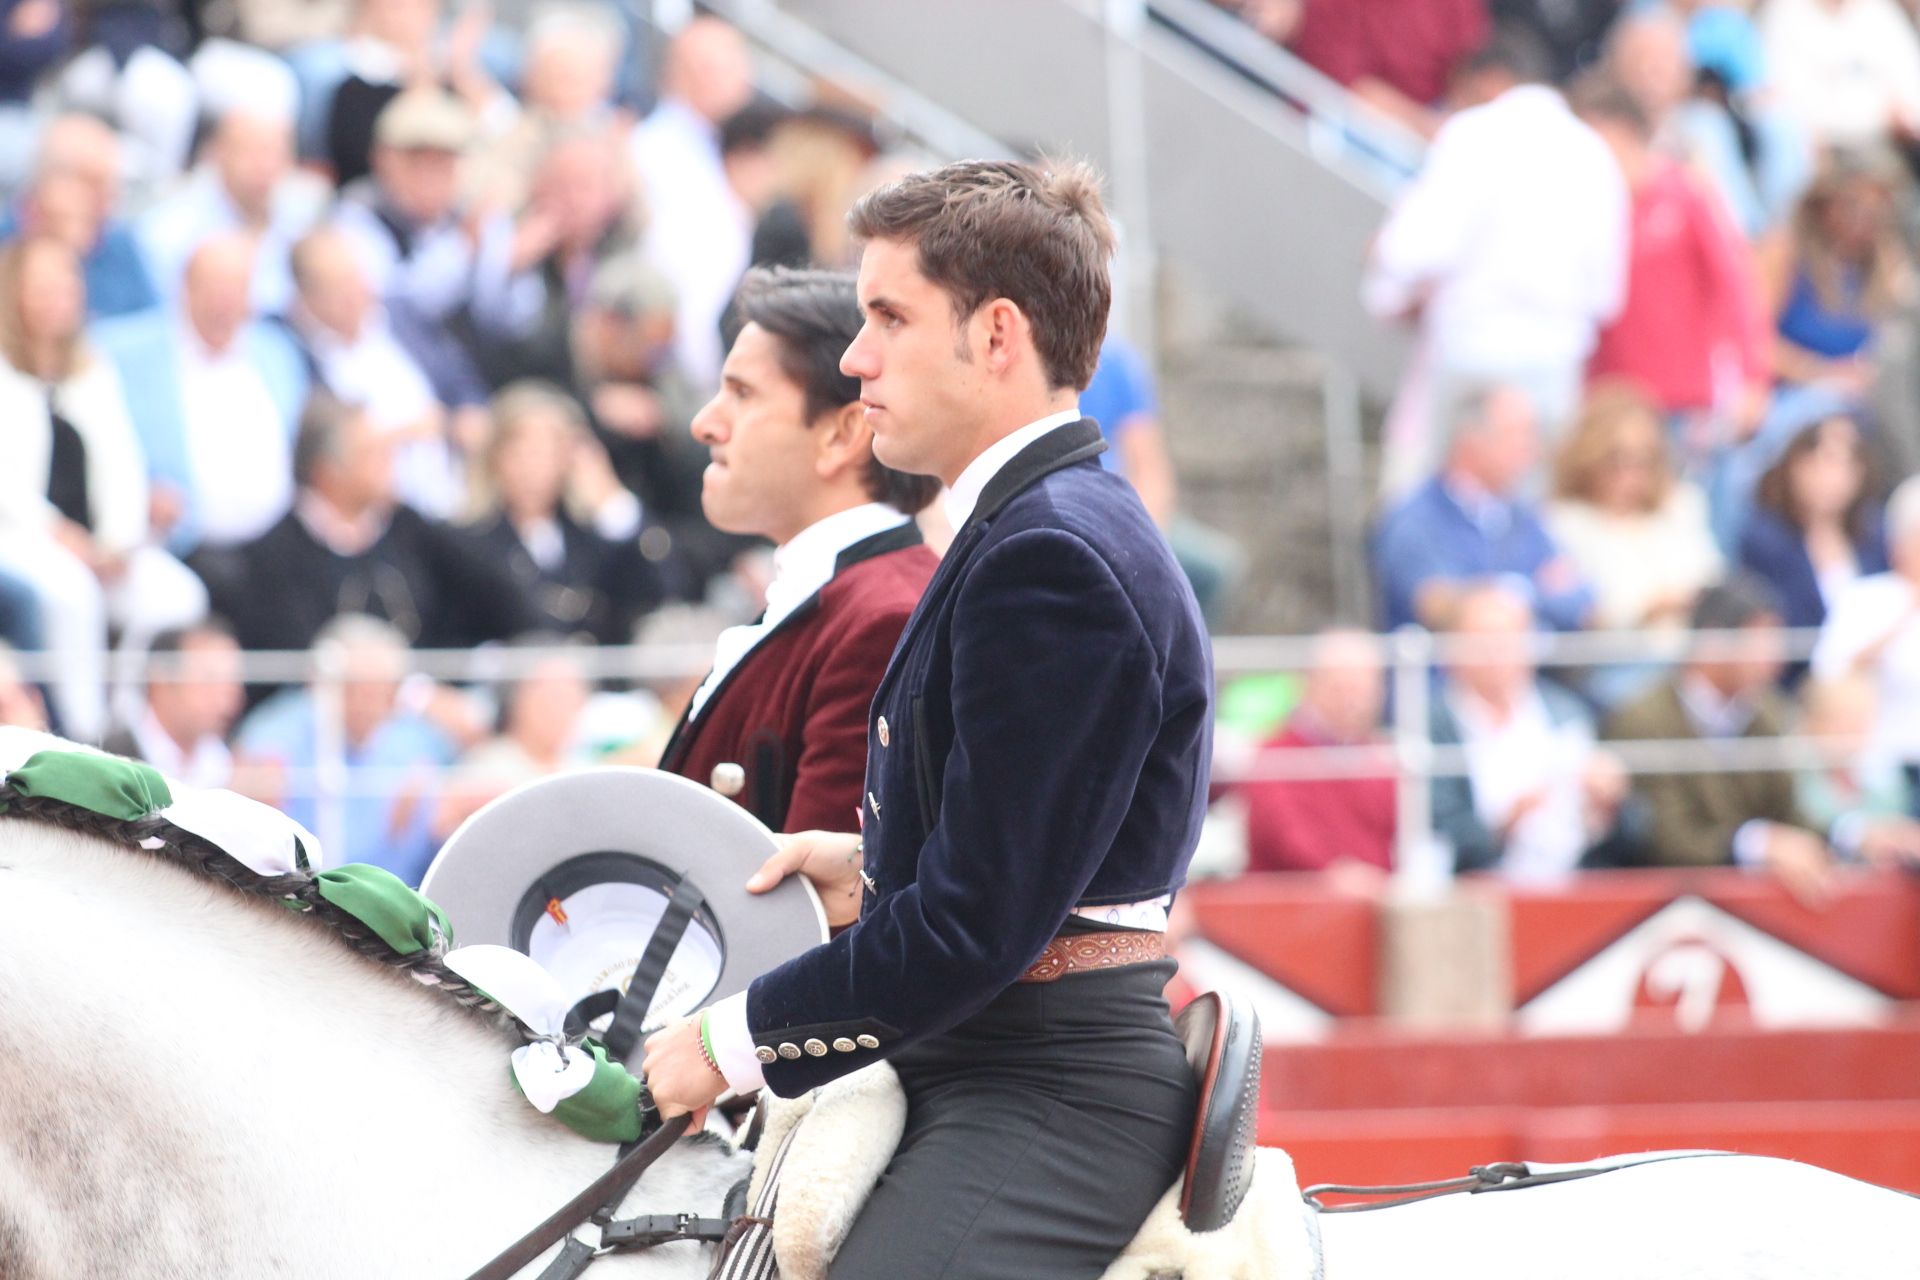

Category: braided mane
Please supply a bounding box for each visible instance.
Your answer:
[0,782,529,1040]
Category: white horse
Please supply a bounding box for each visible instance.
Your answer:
[0,815,746,1280]
[4,798,1919,1280]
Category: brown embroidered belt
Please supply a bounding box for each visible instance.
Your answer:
[1019,929,1166,983]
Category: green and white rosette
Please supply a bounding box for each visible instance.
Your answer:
[446,944,647,1142]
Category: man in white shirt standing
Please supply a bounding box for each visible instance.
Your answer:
[1366,35,1628,495]
[629,16,755,390]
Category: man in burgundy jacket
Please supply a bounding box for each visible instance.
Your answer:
[658,267,939,836]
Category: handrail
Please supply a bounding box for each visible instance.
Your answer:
[1138,0,1426,184]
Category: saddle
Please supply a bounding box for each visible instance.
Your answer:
[728,989,1271,1279]
[1173,990,1264,1232]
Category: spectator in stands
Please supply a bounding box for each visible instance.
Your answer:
[573,254,729,587]
[333,87,543,408]
[0,115,158,319]
[0,234,208,740]
[1759,0,1920,153]
[234,612,454,883]
[1432,584,1633,880]
[1365,35,1628,492]
[1546,381,1723,632]
[630,16,756,389]
[286,226,466,518]
[431,640,590,840]
[1760,156,1913,394]
[103,620,244,787]
[1738,413,1888,643]
[1287,0,1490,139]
[1602,575,1836,902]
[1678,4,1813,240]
[206,393,544,660]
[762,105,883,270]
[1079,337,1245,625]
[459,381,667,644]
[137,106,326,312]
[1811,473,1920,797]
[318,0,500,187]
[1239,627,1396,876]
[94,233,310,556]
[467,2,624,215]
[0,0,70,196]
[487,126,645,389]
[1795,673,1920,864]
[726,102,810,275]
[1575,76,1770,453]
[1602,6,1692,150]
[1374,382,1595,632]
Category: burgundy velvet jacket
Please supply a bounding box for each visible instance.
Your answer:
[659,523,936,834]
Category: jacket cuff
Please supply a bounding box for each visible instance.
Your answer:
[705,991,766,1094]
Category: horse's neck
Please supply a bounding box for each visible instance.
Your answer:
[0,826,743,1279]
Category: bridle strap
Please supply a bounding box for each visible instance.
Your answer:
[600,874,707,1061]
[464,1112,691,1280]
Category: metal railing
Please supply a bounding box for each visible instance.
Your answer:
[6,623,1862,873]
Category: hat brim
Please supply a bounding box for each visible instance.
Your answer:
[420,767,827,1037]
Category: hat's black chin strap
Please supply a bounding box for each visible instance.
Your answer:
[567,873,708,1059]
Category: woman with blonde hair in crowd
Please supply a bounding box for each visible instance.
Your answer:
[1547,381,1723,629]
[1759,155,1914,394]
[458,379,668,645]
[0,234,206,739]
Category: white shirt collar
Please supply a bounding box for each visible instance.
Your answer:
[772,502,908,587]
[941,406,1082,531]
[687,502,908,720]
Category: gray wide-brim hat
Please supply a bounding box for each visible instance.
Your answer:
[420,767,827,1048]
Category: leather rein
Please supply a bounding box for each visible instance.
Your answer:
[465,873,739,1280]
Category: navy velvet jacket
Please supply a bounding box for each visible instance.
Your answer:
[743,420,1214,1095]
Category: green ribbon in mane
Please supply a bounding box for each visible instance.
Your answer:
[9,750,172,820]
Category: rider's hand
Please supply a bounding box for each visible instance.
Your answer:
[641,1015,726,1125]
[747,830,865,928]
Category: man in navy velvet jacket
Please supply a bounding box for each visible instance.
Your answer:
[643,160,1212,1278]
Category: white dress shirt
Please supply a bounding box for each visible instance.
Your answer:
[689,502,909,719]
[177,327,295,546]
[131,705,233,790]
[1365,84,1628,378]
[707,408,1170,1095]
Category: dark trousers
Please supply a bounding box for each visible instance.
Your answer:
[828,960,1196,1280]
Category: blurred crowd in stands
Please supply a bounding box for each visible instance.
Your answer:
[0,0,1219,883]
[1211,0,1920,901]
[8,0,1920,901]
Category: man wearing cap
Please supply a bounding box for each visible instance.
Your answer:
[644,162,1211,1278]
[659,266,938,841]
[332,87,543,410]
